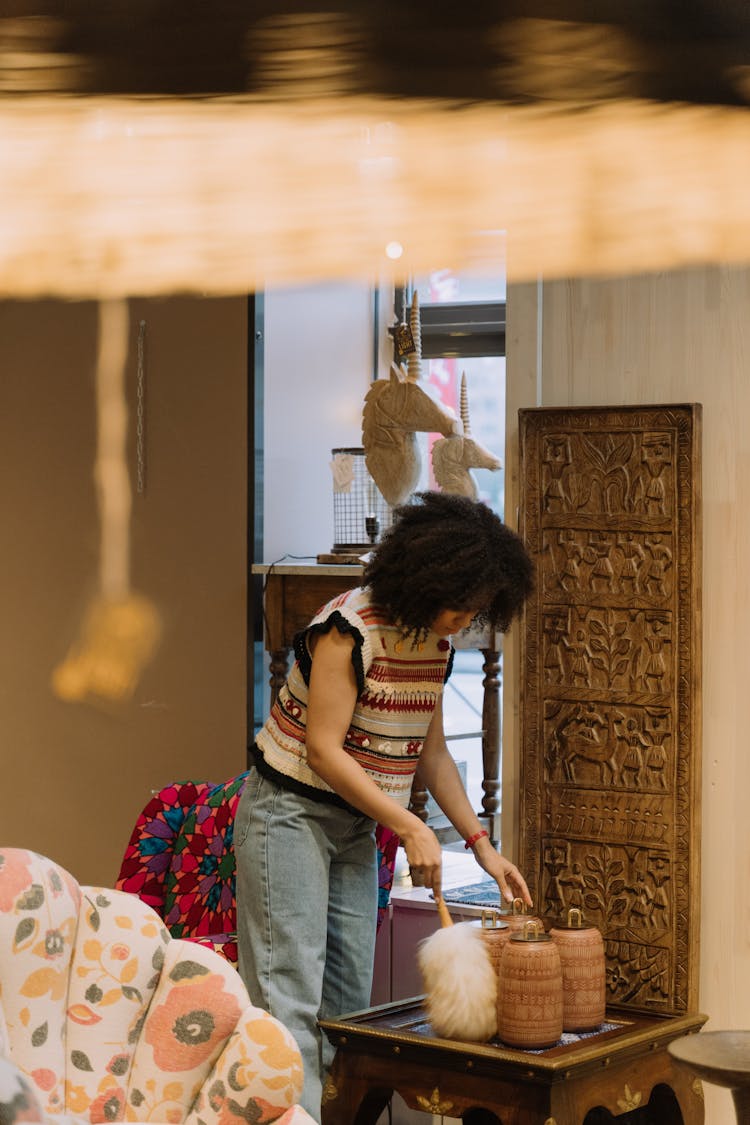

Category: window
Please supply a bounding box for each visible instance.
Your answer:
[386,262,507,828]
[393,269,506,515]
[251,266,508,834]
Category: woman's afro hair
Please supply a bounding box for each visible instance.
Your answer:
[363,491,535,641]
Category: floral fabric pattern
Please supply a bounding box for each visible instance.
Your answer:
[0,1055,314,1125]
[185,1005,306,1125]
[64,884,171,1115]
[0,849,316,1125]
[0,848,81,1113]
[0,1057,47,1124]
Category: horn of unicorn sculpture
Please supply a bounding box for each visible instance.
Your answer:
[431,372,502,499]
[406,289,422,382]
[362,291,459,506]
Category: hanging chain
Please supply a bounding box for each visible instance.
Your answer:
[136,319,146,494]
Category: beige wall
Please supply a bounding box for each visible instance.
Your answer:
[505,267,750,1123]
[0,297,248,886]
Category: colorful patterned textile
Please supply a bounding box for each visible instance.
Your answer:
[116,781,215,911]
[162,774,249,957]
[0,848,316,1125]
[375,825,399,931]
[117,778,248,964]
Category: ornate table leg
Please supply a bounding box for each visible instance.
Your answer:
[479,644,501,843]
[321,1059,391,1125]
[408,764,429,824]
[408,764,430,885]
[268,646,290,705]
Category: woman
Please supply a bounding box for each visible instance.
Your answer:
[235,492,535,1117]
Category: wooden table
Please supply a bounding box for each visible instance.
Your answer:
[668,1031,750,1124]
[319,998,707,1125]
[252,562,504,840]
[254,563,363,701]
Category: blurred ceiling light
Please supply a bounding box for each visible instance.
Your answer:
[1,2,750,296]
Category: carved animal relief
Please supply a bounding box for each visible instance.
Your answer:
[519,405,702,1015]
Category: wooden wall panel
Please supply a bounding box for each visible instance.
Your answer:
[518,404,701,1015]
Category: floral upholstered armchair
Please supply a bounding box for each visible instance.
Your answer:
[0,848,315,1125]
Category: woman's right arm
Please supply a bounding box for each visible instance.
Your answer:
[304,628,444,895]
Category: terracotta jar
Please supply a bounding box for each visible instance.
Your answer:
[497,896,545,934]
[473,911,512,1033]
[477,908,511,952]
[549,908,606,1032]
[497,921,563,1049]
[466,912,512,974]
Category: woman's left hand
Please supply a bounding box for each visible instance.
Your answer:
[474,841,533,907]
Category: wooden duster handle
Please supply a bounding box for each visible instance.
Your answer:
[436,896,454,928]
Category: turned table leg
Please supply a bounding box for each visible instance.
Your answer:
[478,644,501,842]
[268,646,290,705]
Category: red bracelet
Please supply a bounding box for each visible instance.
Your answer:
[464,829,489,850]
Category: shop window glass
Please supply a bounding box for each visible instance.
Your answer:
[391,259,507,826]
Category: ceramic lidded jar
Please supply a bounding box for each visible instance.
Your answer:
[548,907,606,1032]
[473,911,512,1034]
[497,920,563,1049]
[471,910,512,978]
[498,896,545,934]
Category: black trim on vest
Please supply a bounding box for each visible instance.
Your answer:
[445,645,455,682]
[250,744,364,817]
[293,610,366,694]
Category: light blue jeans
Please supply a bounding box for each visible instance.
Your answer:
[234,767,378,1121]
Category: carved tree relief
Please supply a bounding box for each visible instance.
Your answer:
[519,405,702,1015]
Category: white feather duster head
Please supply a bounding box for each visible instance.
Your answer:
[417,920,498,1041]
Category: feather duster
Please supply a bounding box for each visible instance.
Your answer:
[417,897,498,1042]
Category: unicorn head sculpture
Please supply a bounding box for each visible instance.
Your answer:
[431,372,502,499]
[363,290,460,506]
[362,362,459,506]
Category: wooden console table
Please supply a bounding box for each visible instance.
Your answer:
[252,562,504,839]
[320,998,707,1125]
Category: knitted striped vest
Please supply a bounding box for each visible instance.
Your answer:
[255,586,453,808]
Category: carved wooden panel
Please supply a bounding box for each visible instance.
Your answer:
[518,404,702,1015]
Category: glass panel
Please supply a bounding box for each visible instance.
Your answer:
[408,265,506,517]
[422,352,506,516]
[413,233,506,303]
[407,263,506,824]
